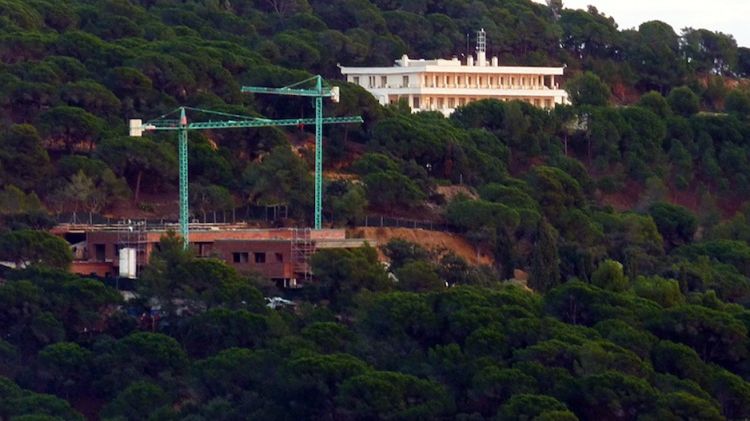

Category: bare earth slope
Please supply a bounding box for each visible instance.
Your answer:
[348,227,494,266]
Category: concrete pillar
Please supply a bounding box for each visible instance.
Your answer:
[551,75,555,88]
[408,95,414,109]
[477,51,486,67]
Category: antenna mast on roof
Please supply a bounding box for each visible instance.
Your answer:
[476,28,487,66]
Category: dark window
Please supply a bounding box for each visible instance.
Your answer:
[196,242,211,257]
[255,252,266,264]
[275,253,283,263]
[233,252,249,263]
[95,244,106,262]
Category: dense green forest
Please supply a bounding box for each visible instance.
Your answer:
[4,0,750,419]
[0,0,749,222]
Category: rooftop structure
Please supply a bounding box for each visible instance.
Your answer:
[339,29,569,116]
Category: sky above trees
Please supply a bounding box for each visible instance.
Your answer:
[538,0,750,47]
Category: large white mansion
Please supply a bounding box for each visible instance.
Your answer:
[339,30,568,116]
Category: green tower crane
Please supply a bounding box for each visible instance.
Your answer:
[129,105,362,248]
[241,75,341,230]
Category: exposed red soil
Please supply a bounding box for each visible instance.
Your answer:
[349,227,494,266]
[599,180,643,212]
[435,184,478,202]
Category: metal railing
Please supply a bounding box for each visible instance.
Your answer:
[361,215,454,232]
[53,205,290,227]
[53,211,456,233]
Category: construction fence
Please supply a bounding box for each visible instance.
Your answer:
[53,210,455,233]
[360,215,453,232]
[53,205,286,226]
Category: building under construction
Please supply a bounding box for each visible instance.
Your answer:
[58,223,370,288]
[53,75,369,288]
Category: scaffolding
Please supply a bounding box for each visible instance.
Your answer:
[291,228,315,287]
[116,219,148,278]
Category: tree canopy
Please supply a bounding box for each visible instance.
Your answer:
[1,1,750,418]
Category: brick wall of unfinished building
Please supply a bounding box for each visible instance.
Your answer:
[74,228,345,279]
[186,228,346,242]
[211,240,295,279]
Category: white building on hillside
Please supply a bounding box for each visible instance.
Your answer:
[339,29,568,116]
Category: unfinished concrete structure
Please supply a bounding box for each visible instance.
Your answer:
[60,224,369,288]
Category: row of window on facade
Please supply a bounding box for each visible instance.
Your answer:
[353,74,555,90]
[232,251,284,264]
[88,243,285,267]
[390,96,553,110]
[355,75,411,88]
[420,74,554,89]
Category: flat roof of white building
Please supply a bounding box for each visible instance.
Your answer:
[339,55,565,76]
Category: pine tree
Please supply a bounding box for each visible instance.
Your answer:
[529,218,561,292]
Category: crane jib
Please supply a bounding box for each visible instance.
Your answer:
[140,116,363,131]
[132,75,361,248]
[240,87,334,97]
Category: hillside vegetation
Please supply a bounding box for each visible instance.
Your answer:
[4,0,750,419]
[0,0,749,223]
